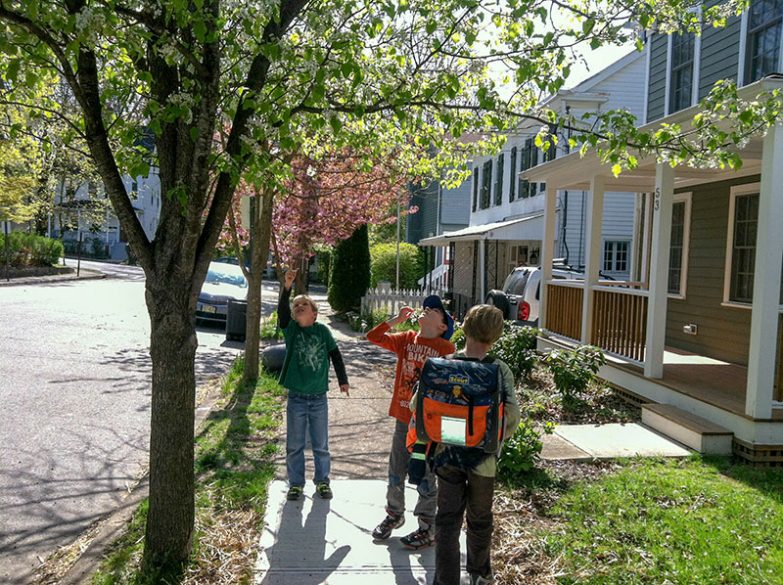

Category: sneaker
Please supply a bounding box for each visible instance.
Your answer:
[286,486,303,501]
[372,513,404,540]
[316,482,333,499]
[400,527,435,550]
[469,574,494,585]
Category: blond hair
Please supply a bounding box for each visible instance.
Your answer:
[292,294,318,314]
[462,304,504,344]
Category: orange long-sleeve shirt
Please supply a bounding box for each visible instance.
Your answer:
[366,322,455,423]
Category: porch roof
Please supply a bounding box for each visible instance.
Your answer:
[418,212,543,247]
[522,76,783,191]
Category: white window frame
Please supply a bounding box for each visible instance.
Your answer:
[722,182,760,309]
[738,2,783,87]
[668,192,692,300]
[602,239,632,274]
[663,10,701,115]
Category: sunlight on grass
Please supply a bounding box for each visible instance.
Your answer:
[545,457,783,585]
[91,360,285,585]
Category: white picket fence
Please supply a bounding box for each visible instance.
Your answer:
[361,282,446,316]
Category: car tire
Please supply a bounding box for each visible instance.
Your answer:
[485,290,510,318]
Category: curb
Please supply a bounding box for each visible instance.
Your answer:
[0,268,106,287]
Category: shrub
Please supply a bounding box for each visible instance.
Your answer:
[260,311,284,340]
[490,324,541,382]
[369,242,424,289]
[543,345,606,401]
[497,418,553,483]
[449,325,465,352]
[0,232,63,266]
[328,225,370,312]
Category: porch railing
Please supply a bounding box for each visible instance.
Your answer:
[591,286,649,362]
[546,282,583,341]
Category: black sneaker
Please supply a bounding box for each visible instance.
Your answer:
[372,513,404,540]
[316,482,333,499]
[286,486,303,501]
[400,527,434,550]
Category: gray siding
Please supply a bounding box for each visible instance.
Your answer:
[406,181,439,244]
[699,10,741,100]
[665,176,758,365]
[646,33,669,122]
[440,178,472,225]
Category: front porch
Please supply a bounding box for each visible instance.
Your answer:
[524,77,783,459]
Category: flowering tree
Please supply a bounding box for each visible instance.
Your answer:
[273,152,411,283]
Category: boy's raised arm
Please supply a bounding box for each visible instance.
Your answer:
[277,270,296,329]
[366,306,414,350]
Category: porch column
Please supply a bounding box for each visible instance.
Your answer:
[746,123,783,418]
[479,238,486,302]
[645,163,674,378]
[580,175,605,345]
[539,182,559,329]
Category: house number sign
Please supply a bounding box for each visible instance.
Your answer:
[653,187,661,211]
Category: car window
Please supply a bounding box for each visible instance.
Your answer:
[206,266,247,287]
[504,270,530,295]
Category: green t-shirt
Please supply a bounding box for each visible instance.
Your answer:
[279,321,337,395]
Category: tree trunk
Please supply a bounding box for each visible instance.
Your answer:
[142,275,198,572]
[243,189,274,383]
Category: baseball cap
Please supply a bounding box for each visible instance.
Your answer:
[422,294,455,340]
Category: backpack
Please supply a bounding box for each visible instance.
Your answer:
[412,355,505,470]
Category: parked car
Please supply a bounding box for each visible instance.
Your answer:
[196,261,248,324]
[485,265,587,326]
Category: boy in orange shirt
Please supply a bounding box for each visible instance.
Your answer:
[366,295,455,550]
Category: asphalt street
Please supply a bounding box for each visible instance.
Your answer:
[0,261,280,584]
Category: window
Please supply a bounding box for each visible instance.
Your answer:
[472,167,479,212]
[509,147,517,202]
[745,0,783,84]
[668,194,692,296]
[480,160,492,209]
[519,138,539,199]
[543,125,557,163]
[669,32,695,112]
[727,191,759,303]
[604,241,630,273]
[494,154,504,205]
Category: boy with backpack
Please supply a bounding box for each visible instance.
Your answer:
[366,295,455,550]
[417,304,520,585]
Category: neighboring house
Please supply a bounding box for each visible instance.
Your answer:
[420,49,646,318]
[525,2,783,461]
[50,167,161,260]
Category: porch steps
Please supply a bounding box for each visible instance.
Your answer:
[641,403,733,455]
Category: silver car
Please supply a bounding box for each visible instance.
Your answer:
[196,261,248,323]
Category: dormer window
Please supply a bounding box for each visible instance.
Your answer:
[745,0,783,84]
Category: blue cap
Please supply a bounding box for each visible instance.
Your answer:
[423,294,455,340]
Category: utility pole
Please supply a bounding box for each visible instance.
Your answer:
[395,190,401,291]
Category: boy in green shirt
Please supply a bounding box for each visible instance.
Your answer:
[278,270,349,501]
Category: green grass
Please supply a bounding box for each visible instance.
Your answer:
[545,456,783,585]
[92,358,285,585]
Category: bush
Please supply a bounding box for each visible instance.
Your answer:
[449,325,465,351]
[369,242,424,289]
[543,345,606,401]
[0,232,63,266]
[497,418,553,483]
[328,224,370,312]
[260,311,284,340]
[490,324,541,382]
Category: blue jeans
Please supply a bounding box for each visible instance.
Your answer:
[286,392,330,487]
